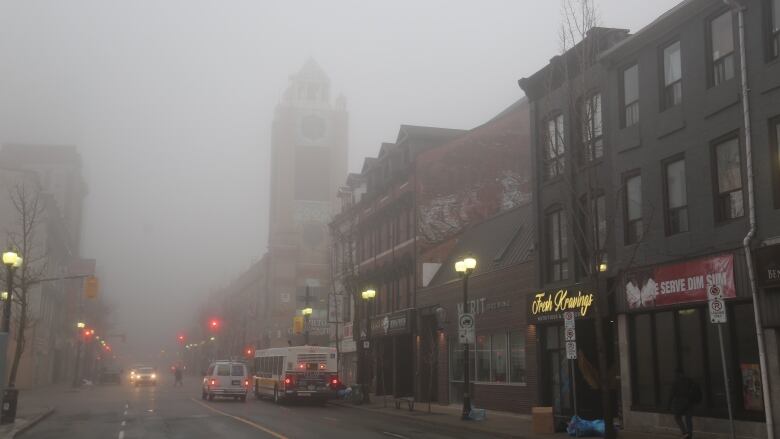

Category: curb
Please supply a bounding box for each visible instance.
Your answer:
[328,400,520,439]
[11,408,54,438]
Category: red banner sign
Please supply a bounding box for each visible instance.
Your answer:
[625,254,735,310]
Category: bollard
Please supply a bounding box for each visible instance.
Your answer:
[1,388,19,424]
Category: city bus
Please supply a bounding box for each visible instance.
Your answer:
[253,346,339,404]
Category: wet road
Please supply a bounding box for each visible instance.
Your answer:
[22,377,500,439]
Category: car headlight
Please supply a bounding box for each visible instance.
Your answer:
[151,374,156,379]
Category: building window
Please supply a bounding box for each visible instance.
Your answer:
[624,173,643,244]
[713,137,744,221]
[710,11,735,86]
[582,93,603,161]
[771,0,780,59]
[594,195,606,251]
[622,64,639,127]
[665,158,688,234]
[629,304,763,417]
[544,114,565,179]
[547,209,568,281]
[450,331,525,385]
[663,41,682,109]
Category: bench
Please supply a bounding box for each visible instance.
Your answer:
[394,396,415,411]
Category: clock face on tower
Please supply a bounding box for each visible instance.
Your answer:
[300,114,327,141]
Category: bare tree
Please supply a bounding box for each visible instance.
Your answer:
[544,2,655,438]
[5,182,48,388]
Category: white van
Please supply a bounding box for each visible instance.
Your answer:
[202,360,249,401]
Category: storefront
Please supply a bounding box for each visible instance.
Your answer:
[336,322,357,386]
[415,264,537,413]
[369,308,415,397]
[529,286,615,425]
[618,252,766,436]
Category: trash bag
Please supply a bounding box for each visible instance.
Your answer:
[566,415,605,437]
[468,407,487,421]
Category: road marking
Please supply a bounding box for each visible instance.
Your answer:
[322,416,338,422]
[190,398,289,439]
[382,432,409,439]
[125,404,128,409]
[121,420,126,427]
[118,431,125,439]
[123,410,127,416]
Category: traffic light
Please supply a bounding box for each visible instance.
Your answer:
[244,347,254,358]
[177,334,185,343]
[209,319,220,331]
[84,276,99,299]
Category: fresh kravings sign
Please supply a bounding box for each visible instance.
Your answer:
[625,254,735,310]
[530,289,595,321]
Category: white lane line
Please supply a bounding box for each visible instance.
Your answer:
[118,431,125,439]
[121,420,126,427]
[382,432,409,439]
[123,410,127,416]
[125,404,129,409]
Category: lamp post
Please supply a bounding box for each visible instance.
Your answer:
[302,307,313,345]
[455,255,477,420]
[72,322,86,387]
[1,250,21,423]
[2,250,22,333]
[361,288,375,404]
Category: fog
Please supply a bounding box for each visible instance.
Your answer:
[0,0,679,359]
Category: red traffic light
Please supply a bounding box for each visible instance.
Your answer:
[244,347,254,357]
[209,319,220,330]
[177,334,185,343]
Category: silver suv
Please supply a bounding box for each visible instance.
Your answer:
[202,361,249,401]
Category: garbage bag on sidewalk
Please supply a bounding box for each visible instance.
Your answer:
[566,415,605,437]
[468,407,487,421]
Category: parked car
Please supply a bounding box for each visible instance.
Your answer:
[202,360,249,401]
[99,366,122,384]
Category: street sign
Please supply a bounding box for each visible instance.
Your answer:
[708,284,727,324]
[565,341,577,359]
[709,297,727,323]
[564,311,575,329]
[458,313,475,345]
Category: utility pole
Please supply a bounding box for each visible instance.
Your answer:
[304,286,311,345]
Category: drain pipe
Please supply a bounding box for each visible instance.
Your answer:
[724,1,774,438]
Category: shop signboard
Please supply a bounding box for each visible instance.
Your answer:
[625,254,735,310]
[529,288,595,322]
[755,245,780,288]
[369,309,414,337]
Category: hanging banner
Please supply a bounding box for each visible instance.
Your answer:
[625,254,735,310]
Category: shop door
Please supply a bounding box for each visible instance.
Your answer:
[543,325,572,416]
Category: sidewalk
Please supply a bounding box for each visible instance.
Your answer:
[0,383,82,439]
[330,396,684,439]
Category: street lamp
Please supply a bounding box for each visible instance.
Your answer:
[360,288,376,404]
[455,255,477,420]
[2,250,21,333]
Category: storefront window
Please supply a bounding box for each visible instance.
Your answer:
[451,331,524,385]
[655,311,677,405]
[491,333,507,382]
[476,335,491,382]
[509,330,526,384]
[632,314,655,407]
[734,303,763,412]
[629,303,762,419]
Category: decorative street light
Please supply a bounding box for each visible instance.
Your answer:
[2,249,21,333]
[301,307,313,345]
[455,255,477,420]
[360,288,376,404]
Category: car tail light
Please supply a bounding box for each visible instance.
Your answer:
[244,380,249,387]
[283,375,294,388]
[329,375,340,388]
[210,379,216,386]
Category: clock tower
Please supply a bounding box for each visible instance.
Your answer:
[265,59,348,346]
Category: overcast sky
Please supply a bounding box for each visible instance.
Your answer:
[0,0,680,357]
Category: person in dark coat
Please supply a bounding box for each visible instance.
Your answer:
[668,368,700,439]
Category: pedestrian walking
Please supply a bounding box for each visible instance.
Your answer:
[668,368,702,439]
[174,366,183,387]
